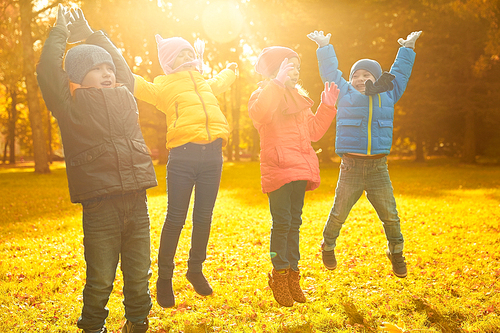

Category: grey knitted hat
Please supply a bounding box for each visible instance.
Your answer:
[349,59,382,81]
[64,44,116,84]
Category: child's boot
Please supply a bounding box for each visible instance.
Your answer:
[268,269,294,307]
[386,250,407,278]
[122,318,148,333]
[186,270,213,296]
[321,242,337,270]
[287,269,306,303]
[156,278,175,308]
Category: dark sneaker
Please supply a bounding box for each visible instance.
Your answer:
[156,278,175,308]
[386,250,407,278]
[83,328,107,333]
[122,318,149,333]
[186,271,213,296]
[321,243,337,270]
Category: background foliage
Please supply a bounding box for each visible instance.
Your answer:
[0,0,500,170]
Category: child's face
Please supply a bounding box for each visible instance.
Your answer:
[350,69,376,93]
[172,49,195,71]
[81,63,116,89]
[284,57,300,88]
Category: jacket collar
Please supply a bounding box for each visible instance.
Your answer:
[69,82,122,96]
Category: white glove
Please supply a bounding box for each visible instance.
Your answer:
[307,30,331,48]
[275,59,294,85]
[398,31,422,49]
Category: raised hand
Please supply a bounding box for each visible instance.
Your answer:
[397,31,422,49]
[364,71,396,95]
[226,62,238,72]
[306,30,331,48]
[67,8,94,43]
[321,82,340,106]
[275,58,294,85]
[55,4,71,29]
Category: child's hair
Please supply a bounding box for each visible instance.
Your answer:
[349,59,382,81]
[296,84,309,97]
[64,44,116,84]
[255,46,299,78]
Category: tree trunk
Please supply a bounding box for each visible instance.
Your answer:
[222,92,232,161]
[231,76,241,161]
[414,128,425,162]
[3,139,9,164]
[47,107,53,163]
[251,128,259,162]
[461,107,476,163]
[19,0,50,173]
[9,89,17,164]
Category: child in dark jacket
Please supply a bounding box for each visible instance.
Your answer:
[36,5,157,333]
[308,30,421,279]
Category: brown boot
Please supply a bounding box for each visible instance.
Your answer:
[287,269,306,303]
[268,269,294,307]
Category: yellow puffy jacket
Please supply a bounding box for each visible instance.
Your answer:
[133,69,235,148]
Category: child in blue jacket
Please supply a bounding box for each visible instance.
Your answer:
[308,30,422,278]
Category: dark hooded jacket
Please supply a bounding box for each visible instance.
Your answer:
[36,26,157,203]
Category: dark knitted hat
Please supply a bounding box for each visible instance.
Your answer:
[349,59,382,81]
[64,44,116,84]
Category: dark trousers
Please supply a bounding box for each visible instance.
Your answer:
[268,180,307,271]
[77,191,152,331]
[158,139,223,279]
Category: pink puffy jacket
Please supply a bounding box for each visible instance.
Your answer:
[248,80,337,193]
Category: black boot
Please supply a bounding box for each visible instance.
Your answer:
[186,271,213,296]
[156,278,175,308]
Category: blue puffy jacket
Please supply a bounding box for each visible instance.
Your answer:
[316,45,415,156]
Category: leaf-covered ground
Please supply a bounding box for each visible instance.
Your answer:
[1,159,499,332]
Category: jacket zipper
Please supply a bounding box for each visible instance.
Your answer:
[173,102,179,127]
[367,95,373,155]
[189,71,212,142]
[367,94,381,155]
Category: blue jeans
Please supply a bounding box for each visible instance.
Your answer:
[323,155,404,253]
[77,191,152,331]
[268,180,307,271]
[158,139,223,279]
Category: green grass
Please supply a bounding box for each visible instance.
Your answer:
[1,159,499,332]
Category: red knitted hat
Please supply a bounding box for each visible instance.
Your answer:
[255,46,299,78]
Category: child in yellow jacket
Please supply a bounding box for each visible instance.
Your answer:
[133,35,237,308]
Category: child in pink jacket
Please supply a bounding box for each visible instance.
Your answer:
[248,46,339,307]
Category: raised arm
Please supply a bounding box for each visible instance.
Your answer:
[248,81,284,125]
[308,82,338,142]
[387,31,421,102]
[131,74,160,109]
[36,5,72,119]
[207,66,237,96]
[308,31,350,96]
